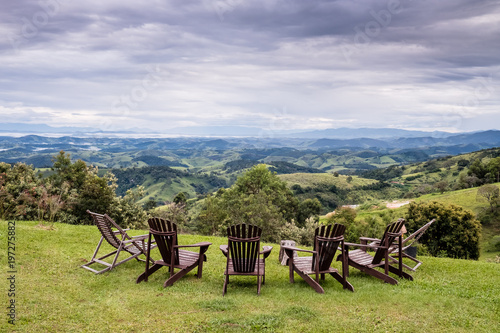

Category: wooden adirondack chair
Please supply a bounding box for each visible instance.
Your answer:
[339,219,413,285]
[220,224,272,296]
[360,219,435,272]
[282,224,354,293]
[82,210,156,274]
[136,217,211,287]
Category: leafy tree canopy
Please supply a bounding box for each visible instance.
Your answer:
[406,201,481,260]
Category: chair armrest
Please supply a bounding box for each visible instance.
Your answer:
[123,238,146,244]
[219,245,228,257]
[359,237,380,243]
[260,246,273,259]
[282,245,316,254]
[176,242,212,249]
[344,242,388,250]
[130,234,148,240]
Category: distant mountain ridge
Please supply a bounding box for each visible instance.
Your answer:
[290,127,458,139]
[0,123,96,133]
[0,123,494,142]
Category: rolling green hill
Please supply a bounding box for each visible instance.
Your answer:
[413,184,500,259]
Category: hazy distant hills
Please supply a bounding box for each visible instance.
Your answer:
[288,127,457,139]
[0,123,96,134]
[0,122,480,140]
[1,129,500,151]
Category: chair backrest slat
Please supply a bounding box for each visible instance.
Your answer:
[372,219,405,264]
[148,217,179,265]
[312,223,345,271]
[87,210,122,249]
[227,224,262,273]
[402,219,435,250]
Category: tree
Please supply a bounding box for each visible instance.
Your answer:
[297,198,322,227]
[231,164,298,223]
[468,159,488,184]
[434,181,448,194]
[173,192,188,206]
[196,164,298,242]
[110,186,148,229]
[488,157,500,183]
[143,199,157,211]
[0,162,44,220]
[406,201,481,260]
[49,151,123,225]
[325,207,360,242]
[476,184,500,212]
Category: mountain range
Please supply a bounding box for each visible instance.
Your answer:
[0,122,482,140]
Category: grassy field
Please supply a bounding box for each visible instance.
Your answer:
[413,184,500,260]
[278,173,376,189]
[2,221,499,332]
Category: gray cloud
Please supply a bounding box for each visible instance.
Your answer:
[0,0,499,133]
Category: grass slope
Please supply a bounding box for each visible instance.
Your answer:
[2,221,499,332]
[278,173,375,189]
[413,184,500,259]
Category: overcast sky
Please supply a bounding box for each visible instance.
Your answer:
[1,0,499,134]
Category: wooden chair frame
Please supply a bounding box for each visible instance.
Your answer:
[136,217,211,287]
[340,219,413,285]
[220,224,272,296]
[360,219,435,272]
[82,210,156,274]
[283,224,354,293]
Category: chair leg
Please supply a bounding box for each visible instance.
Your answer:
[329,272,354,292]
[288,261,295,283]
[136,264,163,283]
[222,274,229,296]
[196,256,204,278]
[349,260,398,285]
[388,265,414,281]
[294,268,324,293]
[257,276,262,295]
[164,263,198,287]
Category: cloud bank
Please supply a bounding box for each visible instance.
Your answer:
[1,0,499,134]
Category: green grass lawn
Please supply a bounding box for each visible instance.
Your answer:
[2,221,499,332]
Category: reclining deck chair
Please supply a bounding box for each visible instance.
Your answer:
[82,210,156,274]
[220,223,272,295]
[360,219,435,271]
[339,219,413,285]
[282,224,354,293]
[136,217,211,287]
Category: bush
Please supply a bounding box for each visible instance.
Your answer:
[405,201,481,260]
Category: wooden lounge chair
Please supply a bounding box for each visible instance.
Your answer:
[339,219,413,285]
[220,223,272,296]
[360,219,435,272]
[282,224,354,293]
[136,217,211,287]
[82,210,156,274]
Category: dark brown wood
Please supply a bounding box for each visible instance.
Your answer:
[361,219,435,271]
[82,210,157,274]
[283,223,354,293]
[339,219,413,285]
[136,217,211,287]
[221,223,272,296]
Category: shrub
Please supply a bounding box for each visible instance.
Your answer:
[405,201,481,260]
